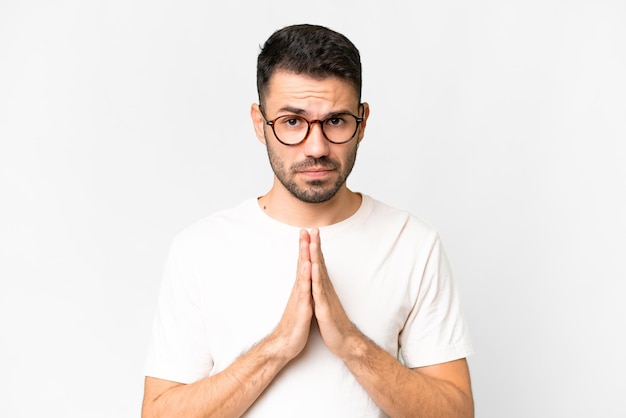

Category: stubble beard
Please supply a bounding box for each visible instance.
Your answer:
[265,141,358,204]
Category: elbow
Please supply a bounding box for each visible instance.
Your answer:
[141,399,158,418]
[460,390,474,418]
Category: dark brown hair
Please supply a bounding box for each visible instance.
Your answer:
[256,24,362,105]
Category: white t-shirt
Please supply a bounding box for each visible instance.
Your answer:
[145,195,472,417]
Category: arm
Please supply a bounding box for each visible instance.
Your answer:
[142,230,315,418]
[339,337,473,418]
[142,337,290,418]
[308,228,474,418]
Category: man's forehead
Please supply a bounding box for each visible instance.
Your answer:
[264,70,359,108]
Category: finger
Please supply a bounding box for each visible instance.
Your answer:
[297,260,312,295]
[311,261,331,317]
[311,262,325,315]
[311,261,322,290]
[309,228,326,270]
[310,227,320,246]
[298,229,311,264]
[296,230,312,293]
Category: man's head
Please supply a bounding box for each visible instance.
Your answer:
[256,24,362,106]
[252,25,369,205]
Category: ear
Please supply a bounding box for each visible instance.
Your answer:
[251,103,267,145]
[356,102,370,144]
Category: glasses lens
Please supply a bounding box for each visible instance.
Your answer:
[274,115,309,145]
[323,115,358,144]
[272,114,359,145]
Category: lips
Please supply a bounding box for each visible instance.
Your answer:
[292,158,339,179]
[298,167,334,179]
[299,167,334,173]
[293,158,339,172]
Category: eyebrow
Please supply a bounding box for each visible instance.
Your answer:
[277,106,307,115]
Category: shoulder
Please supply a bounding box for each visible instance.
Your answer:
[363,195,441,243]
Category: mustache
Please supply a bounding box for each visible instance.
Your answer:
[291,157,340,171]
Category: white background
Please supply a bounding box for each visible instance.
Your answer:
[1,1,625,417]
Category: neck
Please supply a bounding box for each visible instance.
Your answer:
[258,181,362,228]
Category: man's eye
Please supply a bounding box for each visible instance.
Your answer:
[280,116,303,127]
[327,117,345,126]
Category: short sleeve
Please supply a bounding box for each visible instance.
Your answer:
[144,239,213,383]
[399,237,473,368]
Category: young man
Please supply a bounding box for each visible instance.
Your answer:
[142,24,473,417]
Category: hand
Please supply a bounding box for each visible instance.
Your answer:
[309,228,359,357]
[269,229,314,361]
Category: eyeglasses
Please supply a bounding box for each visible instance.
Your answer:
[260,106,364,146]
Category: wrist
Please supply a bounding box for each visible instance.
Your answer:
[337,326,370,363]
[260,330,301,365]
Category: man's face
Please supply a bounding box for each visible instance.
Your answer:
[253,71,368,204]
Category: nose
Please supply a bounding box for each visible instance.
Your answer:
[302,121,330,158]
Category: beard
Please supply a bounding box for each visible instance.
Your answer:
[265,140,358,204]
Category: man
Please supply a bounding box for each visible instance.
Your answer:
[142,24,473,417]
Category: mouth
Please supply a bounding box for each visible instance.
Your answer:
[298,167,335,179]
[292,158,339,180]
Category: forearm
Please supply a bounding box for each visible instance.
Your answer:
[142,335,290,418]
[342,334,473,418]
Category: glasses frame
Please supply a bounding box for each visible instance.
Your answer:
[260,104,364,146]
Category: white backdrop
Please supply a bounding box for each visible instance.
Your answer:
[1,1,625,417]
